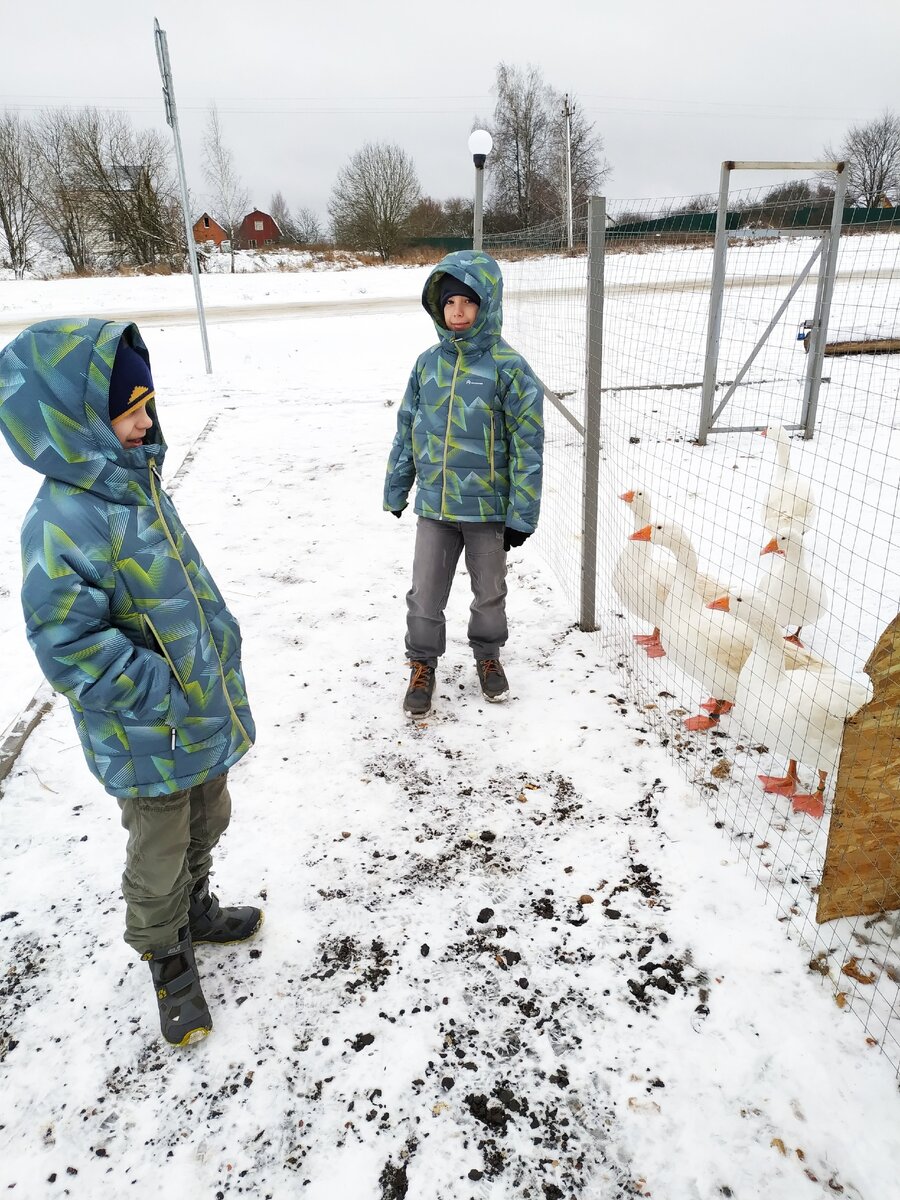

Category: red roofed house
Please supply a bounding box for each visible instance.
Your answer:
[192,212,229,247]
[238,208,281,249]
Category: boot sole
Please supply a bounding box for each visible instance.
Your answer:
[404,706,432,719]
[169,1025,211,1048]
[480,691,509,703]
[191,910,265,946]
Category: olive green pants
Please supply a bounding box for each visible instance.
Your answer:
[117,773,232,954]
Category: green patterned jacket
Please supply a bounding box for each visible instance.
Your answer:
[384,251,544,531]
[0,318,254,799]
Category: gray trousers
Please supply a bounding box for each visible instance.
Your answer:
[117,773,231,953]
[406,517,508,666]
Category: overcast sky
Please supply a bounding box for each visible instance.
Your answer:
[4,0,898,226]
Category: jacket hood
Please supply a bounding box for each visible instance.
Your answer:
[422,250,503,355]
[0,317,165,503]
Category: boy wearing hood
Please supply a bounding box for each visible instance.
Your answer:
[384,251,544,717]
[0,319,260,1047]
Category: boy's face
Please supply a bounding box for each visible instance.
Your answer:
[112,401,154,449]
[444,295,479,333]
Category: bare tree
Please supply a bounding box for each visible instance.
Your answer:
[487,65,609,231]
[406,195,444,238]
[826,111,900,206]
[489,63,551,229]
[0,112,43,278]
[328,142,420,261]
[202,105,248,272]
[407,195,474,239]
[269,190,297,243]
[293,205,322,244]
[68,109,183,268]
[32,107,97,274]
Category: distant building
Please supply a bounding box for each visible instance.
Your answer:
[238,208,280,249]
[193,213,229,247]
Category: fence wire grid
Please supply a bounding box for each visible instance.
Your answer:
[485,182,900,1068]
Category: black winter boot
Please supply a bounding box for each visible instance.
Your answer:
[188,877,263,945]
[403,660,436,717]
[476,658,509,701]
[143,927,211,1047]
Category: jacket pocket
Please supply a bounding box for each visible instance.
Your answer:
[141,614,186,696]
[489,414,496,484]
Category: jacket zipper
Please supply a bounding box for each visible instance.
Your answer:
[148,460,251,750]
[489,414,495,484]
[440,351,463,517]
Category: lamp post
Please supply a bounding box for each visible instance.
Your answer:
[468,129,493,251]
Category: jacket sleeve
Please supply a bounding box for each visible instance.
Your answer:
[500,355,544,534]
[21,516,187,726]
[383,363,420,512]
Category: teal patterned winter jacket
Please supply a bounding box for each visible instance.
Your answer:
[0,318,255,799]
[384,251,544,531]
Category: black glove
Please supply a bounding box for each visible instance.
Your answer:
[391,510,403,519]
[503,526,531,552]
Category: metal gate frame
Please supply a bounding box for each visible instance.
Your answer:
[697,160,849,445]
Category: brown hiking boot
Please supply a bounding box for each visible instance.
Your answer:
[404,660,435,717]
[476,658,509,701]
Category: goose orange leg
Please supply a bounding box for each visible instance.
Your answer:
[792,771,827,819]
[684,699,732,731]
[783,626,804,648]
[758,759,799,797]
[633,629,666,657]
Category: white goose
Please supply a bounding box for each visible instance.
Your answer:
[758,525,827,647]
[614,488,675,657]
[614,488,722,657]
[633,521,754,730]
[707,590,871,818]
[758,424,818,535]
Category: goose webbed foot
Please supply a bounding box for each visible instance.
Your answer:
[633,630,666,657]
[759,759,800,796]
[791,771,827,819]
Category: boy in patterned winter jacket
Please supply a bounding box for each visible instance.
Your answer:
[0,318,261,1047]
[384,250,544,717]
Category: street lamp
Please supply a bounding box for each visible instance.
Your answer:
[468,129,493,251]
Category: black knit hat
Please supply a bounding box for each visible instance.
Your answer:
[109,337,154,423]
[439,275,480,310]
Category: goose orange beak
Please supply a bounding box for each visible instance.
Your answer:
[760,537,784,556]
[620,490,635,503]
[629,524,652,542]
[707,595,730,612]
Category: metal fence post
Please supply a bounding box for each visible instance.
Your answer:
[801,162,849,438]
[698,161,733,445]
[580,195,604,632]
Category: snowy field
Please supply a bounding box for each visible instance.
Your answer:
[1,253,900,1198]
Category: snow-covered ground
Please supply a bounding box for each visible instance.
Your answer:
[1,254,900,1198]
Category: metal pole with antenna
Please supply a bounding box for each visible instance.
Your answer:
[564,95,574,251]
[154,17,212,373]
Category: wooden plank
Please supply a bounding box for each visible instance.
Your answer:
[817,616,900,923]
[803,334,900,356]
[0,684,54,794]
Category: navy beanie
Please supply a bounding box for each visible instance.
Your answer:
[439,275,480,310]
[109,337,154,423]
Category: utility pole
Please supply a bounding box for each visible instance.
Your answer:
[563,94,574,251]
[154,18,212,373]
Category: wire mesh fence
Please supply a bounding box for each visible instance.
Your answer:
[486,184,900,1067]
